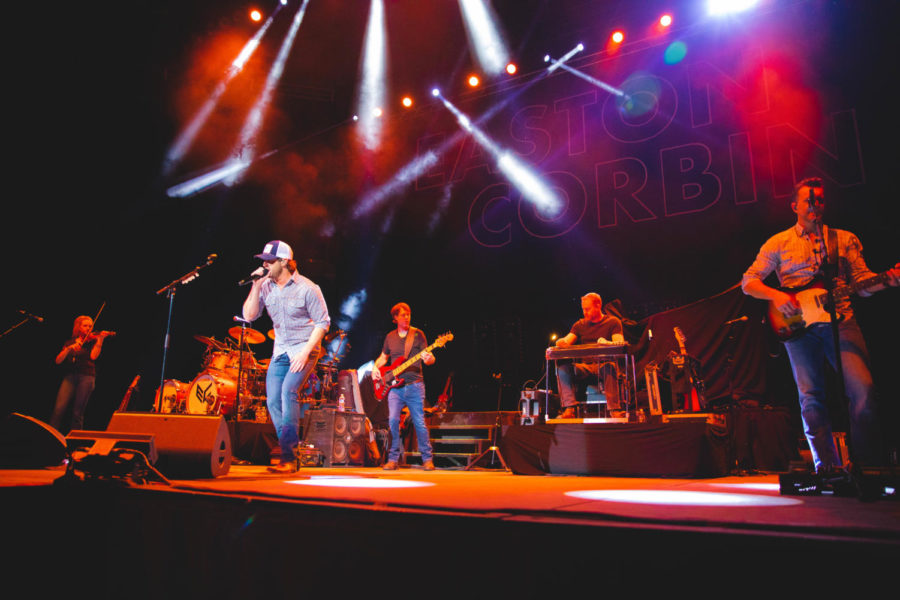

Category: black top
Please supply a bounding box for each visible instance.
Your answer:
[60,337,97,377]
[381,328,428,384]
[569,315,623,345]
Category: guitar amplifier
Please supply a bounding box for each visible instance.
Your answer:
[302,408,368,467]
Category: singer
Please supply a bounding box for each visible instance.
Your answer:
[742,177,899,474]
[242,240,330,473]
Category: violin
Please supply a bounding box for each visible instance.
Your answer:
[85,331,116,341]
[77,331,116,344]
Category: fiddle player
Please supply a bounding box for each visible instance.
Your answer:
[51,316,112,433]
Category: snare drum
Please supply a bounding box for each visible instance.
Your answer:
[154,379,187,413]
[186,371,238,415]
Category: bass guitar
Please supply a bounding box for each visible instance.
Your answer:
[767,270,895,341]
[374,332,453,400]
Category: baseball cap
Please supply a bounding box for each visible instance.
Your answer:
[254,240,293,261]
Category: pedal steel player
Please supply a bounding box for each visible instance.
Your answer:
[554,293,625,419]
[742,177,899,474]
[372,303,435,471]
[243,240,330,473]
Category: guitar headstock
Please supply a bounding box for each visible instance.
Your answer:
[673,327,688,353]
[433,332,454,347]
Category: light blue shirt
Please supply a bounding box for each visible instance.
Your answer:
[247,271,330,359]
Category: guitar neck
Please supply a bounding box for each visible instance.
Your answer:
[393,341,440,375]
[845,271,892,296]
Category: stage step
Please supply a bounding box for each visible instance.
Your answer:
[404,424,497,469]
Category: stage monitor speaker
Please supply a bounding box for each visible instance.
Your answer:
[106,413,231,478]
[0,413,67,469]
[303,408,368,467]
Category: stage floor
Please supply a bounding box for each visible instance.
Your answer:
[3,464,899,541]
[4,464,900,596]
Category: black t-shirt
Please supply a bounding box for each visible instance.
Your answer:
[569,315,623,344]
[381,328,427,384]
[60,337,97,377]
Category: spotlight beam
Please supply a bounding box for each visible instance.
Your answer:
[458,0,510,76]
[226,0,311,186]
[167,116,355,199]
[356,0,387,151]
[162,6,283,176]
[545,58,627,98]
[354,63,564,218]
[436,93,560,213]
[544,43,584,74]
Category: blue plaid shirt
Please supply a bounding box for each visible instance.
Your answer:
[247,271,330,359]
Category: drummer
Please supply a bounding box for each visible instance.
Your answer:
[242,240,330,473]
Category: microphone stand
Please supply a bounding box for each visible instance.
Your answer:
[466,371,510,472]
[0,315,37,341]
[155,255,217,411]
[231,316,253,465]
[817,223,849,467]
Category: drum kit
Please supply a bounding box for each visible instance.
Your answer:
[154,325,349,422]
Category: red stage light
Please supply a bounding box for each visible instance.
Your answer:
[250,9,262,22]
[660,14,673,27]
[468,74,480,87]
[401,96,413,108]
[611,30,625,44]
[506,63,517,75]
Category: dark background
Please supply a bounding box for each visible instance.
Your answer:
[2,1,897,450]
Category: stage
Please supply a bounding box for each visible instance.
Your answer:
[3,463,899,596]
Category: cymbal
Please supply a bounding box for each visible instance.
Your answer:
[194,335,227,349]
[228,326,266,344]
[256,358,271,368]
[267,329,276,341]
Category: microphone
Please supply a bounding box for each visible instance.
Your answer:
[238,267,267,287]
[19,310,44,323]
[723,316,749,326]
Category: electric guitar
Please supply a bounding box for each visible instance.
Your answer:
[673,327,704,412]
[767,270,895,341]
[374,332,453,400]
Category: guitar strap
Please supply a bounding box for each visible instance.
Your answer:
[403,327,421,359]
[822,225,839,282]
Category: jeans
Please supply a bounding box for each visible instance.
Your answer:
[387,381,433,463]
[557,362,620,410]
[51,373,95,433]
[783,319,880,470]
[266,351,318,463]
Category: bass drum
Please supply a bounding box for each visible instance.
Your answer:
[154,380,187,414]
[186,371,237,416]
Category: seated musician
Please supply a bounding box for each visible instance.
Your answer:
[555,293,625,418]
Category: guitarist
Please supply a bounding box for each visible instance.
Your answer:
[372,303,436,471]
[742,177,899,474]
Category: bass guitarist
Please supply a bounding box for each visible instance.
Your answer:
[742,177,899,474]
[372,302,436,471]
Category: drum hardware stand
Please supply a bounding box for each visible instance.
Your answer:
[466,371,511,472]
[155,254,217,411]
[231,316,254,466]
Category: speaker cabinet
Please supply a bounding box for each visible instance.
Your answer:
[106,413,231,478]
[302,408,368,467]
